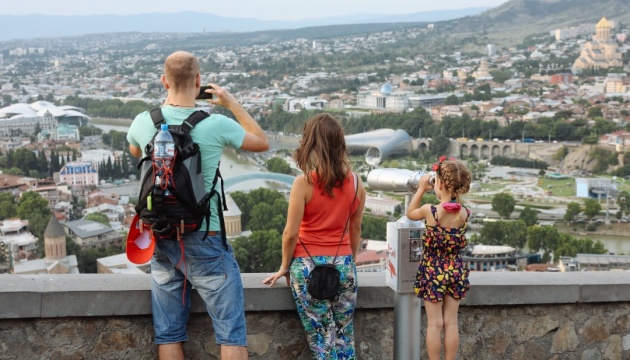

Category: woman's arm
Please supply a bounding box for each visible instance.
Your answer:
[263,175,309,287]
[349,177,366,258]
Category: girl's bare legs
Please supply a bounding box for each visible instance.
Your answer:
[442,296,461,360]
[423,300,444,360]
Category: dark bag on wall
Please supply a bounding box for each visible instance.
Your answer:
[301,173,358,301]
[308,264,341,300]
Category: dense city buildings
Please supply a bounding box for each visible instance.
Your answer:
[0,13,628,276]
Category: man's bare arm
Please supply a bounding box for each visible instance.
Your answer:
[205,83,269,152]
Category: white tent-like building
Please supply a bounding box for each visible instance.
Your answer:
[0,101,90,137]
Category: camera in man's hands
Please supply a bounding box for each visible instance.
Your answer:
[196,85,213,99]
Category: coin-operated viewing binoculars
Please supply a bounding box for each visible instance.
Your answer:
[367,168,430,293]
[367,168,435,194]
[367,168,429,359]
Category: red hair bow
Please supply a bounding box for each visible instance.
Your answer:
[432,155,449,172]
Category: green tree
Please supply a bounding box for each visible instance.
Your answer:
[265,157,292,174]
[17,192,52,255]
[490,69,513,84]
[74,245,122,273]
[65,236,80,257]
[232,229,282,273]
[587,106,603,119]
[582,198,601,220]
[491,192,516,219]
[37,150,48,176]
[12,148,38,176]
[444,94,459,105]
[84,212,111,226]
[564,202,582,223]
[5,167,24,176]
[0,192,17,220]
[17,192,51,220]
[248,199,288,234]
[231,188,285,230]
[527,225,561,262]
[102,130,129,151]
[518,206,538,227]
[362,215,387,240]
[554,234,607,262]
[77,248,101,273]
[478,220,527,248]
[49,150,61,174]
[428,134,450,158]
[553,146,569,161]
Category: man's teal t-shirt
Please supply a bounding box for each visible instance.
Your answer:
[127,105,246,231]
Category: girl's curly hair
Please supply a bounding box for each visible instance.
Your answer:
[437,160,471,200]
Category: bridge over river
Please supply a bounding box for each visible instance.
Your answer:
[415,139,572,160]
[224,172,295,190]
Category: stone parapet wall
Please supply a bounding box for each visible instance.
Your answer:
[1,272,629,359]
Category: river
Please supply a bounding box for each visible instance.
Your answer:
[467,230,630,256]
[576,234,630,255]
[91,121,292,193]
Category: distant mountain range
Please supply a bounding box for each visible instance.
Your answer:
[3,0,628,46]
[0,8,489,41]
[448,0,630,44]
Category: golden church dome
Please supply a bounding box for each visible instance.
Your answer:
[596,17,611,29]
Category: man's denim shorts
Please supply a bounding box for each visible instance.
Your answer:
[150,231,247,346]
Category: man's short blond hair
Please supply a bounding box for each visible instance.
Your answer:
[164,51,200,92]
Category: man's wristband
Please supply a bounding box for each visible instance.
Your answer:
[280,267,289,272]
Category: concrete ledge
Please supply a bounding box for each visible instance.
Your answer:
[1,271,629,319]
[0,276,40,318]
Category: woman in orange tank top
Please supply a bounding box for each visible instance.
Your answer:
[263,113,366,359]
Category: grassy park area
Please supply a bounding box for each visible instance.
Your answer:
[538,177,576,197]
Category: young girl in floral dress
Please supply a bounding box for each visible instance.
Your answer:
[406,158,472,360]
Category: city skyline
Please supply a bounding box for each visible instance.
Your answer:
[0,0,510,20]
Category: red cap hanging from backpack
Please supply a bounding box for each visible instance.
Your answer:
[126,214,155,264]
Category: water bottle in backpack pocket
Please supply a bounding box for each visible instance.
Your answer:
[153,124,175,197]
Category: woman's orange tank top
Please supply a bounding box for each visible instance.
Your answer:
[293,172,358,258]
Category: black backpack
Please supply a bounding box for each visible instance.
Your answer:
[134,108,228,243]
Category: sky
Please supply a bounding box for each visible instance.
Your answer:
[1,0,511,20]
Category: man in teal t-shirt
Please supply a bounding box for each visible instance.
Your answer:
[128,106,245,231]
[127,51,268,360]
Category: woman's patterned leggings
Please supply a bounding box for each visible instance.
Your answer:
[290,255,358,360]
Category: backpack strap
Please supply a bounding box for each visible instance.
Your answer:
[150,108,165,128]
[150,108,209,131]
[201,163,229,248]
[181,110,210,132]
[178,110,210,166]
